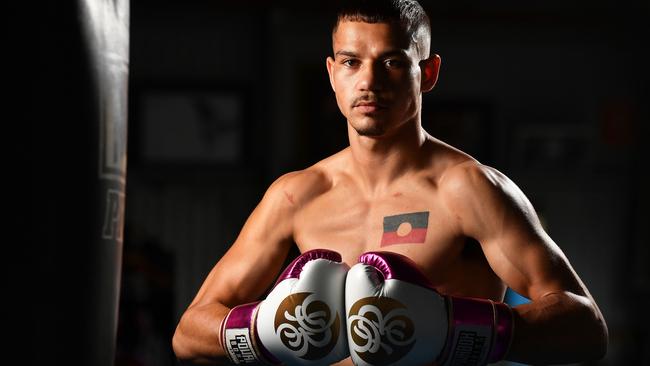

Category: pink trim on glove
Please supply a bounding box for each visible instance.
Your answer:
[489,301,514,362]
[223,302,258,330]
[358,251,436,291]
[449,296,495,334]
[275,249,342,285]
[222,302,280,365]
[440,296,514,365]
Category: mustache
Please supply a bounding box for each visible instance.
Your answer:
[352,94,388,107]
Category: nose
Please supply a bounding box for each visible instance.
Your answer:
[356,61,386,92]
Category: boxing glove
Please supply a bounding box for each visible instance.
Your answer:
[345,251,513,366]
[220,249,350,365]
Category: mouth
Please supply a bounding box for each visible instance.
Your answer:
[353,101,387,114]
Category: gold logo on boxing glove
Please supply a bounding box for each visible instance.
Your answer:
[274,292,341,360]
[348,297,415,365]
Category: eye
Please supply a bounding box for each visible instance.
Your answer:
[384,59,405,68]
[342,59,360,68]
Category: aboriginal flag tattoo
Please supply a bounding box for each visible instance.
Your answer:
[380,211,429,246]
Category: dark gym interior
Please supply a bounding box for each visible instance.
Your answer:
[14,1,649,365]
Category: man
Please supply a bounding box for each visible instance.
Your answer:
[172,1,608,365]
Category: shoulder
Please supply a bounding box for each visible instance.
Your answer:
[437,160,524,215]
[265,166,333,209]
[241,167,332,240]
[264,148,349,210]
[437,160,539,235]
[438,160,506,195]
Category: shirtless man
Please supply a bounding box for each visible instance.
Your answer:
[172,1,608,365]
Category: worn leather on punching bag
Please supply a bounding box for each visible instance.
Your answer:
[17,1,129,365]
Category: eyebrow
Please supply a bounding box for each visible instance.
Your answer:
[334,49,409,59]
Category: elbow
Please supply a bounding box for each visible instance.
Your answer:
[172,317,228,365]
[567,293,609,362]
[583,302,608,361]
[591,315,608,360]
[172,330,209,365]
[172,321,202,364]
[172,326,192,363]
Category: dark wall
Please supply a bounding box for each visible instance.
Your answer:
[119,1,649,365]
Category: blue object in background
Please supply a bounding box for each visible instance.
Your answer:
[505,287,530,306]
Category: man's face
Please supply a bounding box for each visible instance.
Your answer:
[327,21,427,138]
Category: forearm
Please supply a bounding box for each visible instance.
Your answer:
[172,302,231,365]
[506,291,608,364]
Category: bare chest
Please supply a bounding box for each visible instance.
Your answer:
[292,185,504,299]
[294,188,449,278]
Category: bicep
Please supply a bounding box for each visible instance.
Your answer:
[481,218,585,301]
[443,164,589,301]
[188,179,295,309]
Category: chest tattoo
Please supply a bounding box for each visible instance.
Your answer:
[380,211,430,246]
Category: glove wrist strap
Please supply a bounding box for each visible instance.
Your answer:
[220,302,279,365]
[438,296,514,365]
[490,301,514,362]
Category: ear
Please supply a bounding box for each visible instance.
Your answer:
[419,54,441,93]
[326,56,336,92]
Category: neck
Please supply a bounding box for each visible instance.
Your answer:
[347,118,427,195]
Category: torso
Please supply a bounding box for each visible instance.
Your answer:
[290,140,506,301]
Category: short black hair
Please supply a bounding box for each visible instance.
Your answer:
[331,0,431,59]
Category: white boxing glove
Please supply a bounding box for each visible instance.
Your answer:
[220,249,350,365]
[345,251,514,366]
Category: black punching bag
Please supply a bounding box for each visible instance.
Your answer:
[14,1,130,365]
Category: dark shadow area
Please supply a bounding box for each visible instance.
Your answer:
[116,235,176,366]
